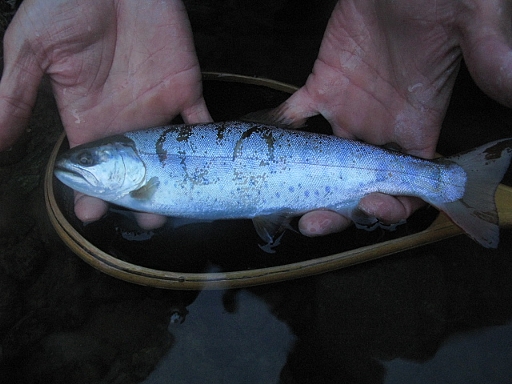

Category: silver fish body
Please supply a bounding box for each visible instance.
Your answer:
[54,121,512,248]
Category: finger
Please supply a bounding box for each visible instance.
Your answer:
[74,193,109,223]
[0,22,44,150]
[458,1,512,107]
[298,210,352,237]
[74,191,167,229]
[358,193,425,224]
[181,97,213,124]
[133,212,167,231]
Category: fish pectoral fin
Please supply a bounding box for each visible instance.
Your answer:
[129,177,160,200]
[252,213,294,253]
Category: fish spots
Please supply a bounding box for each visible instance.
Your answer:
[155,124,201,168]
[288,186,295,193]
[155,127,176,166]
[215,123,227,144]
[188,167,211,186]
[233,169,268,188]
[177,150,215,187]
[483,138,512,160]
[233,126,275,163]
[176,125,193,142]
[474,209,498,223]
[152,125,206,188]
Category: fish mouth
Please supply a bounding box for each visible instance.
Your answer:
[54,161,84,180]
[54,164,81,178]
[53,161,98,191]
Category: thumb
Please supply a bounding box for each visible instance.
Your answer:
[0,22,44,150]
[181,96,213,124]
[459,3,512,107]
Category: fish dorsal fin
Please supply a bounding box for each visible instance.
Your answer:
[129,177,160,200]
[241,106,307,129]
[252,213,294,253]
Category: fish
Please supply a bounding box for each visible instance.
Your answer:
[54,120,512,251]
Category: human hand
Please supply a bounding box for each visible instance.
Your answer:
[275,0,512,236]
[0,0,211,229]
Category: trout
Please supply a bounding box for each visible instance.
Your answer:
[54,121,512,250]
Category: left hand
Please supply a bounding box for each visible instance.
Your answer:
[0,0,212,229]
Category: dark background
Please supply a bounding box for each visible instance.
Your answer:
[0,1,511,383]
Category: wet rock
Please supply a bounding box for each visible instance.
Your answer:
[0,129,30,166]
[1,311,48,360]
[0,197,35,239]
[130,346,171,381]
[81,298,173,382]
[84,298,171,351]
[86,270,143,303]
[23,253,90,330]
[0,273,21,331]
[0,235,46,281]
[19,331,116,384]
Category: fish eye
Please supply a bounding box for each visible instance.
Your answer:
[77,151,94,166]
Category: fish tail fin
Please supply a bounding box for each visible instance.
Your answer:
[435,138,512,248]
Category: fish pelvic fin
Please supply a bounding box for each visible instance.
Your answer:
[435,138,512,248]
[252,213,294,253]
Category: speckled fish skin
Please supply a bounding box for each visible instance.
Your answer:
[122,122,466,216]
[54,121,512,248]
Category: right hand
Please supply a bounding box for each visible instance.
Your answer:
[276,0,512,237]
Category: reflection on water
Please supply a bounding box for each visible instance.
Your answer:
[383,321,512,384]
[144,284,296,383]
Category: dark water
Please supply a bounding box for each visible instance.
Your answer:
[1,2,512,383]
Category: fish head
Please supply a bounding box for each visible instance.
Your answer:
[54,136,146,200]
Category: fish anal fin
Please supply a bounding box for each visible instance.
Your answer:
[130,177,160,200]
[350,207,379,231]
[350,207,406,232]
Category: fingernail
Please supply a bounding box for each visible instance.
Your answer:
[304,218,332,236]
